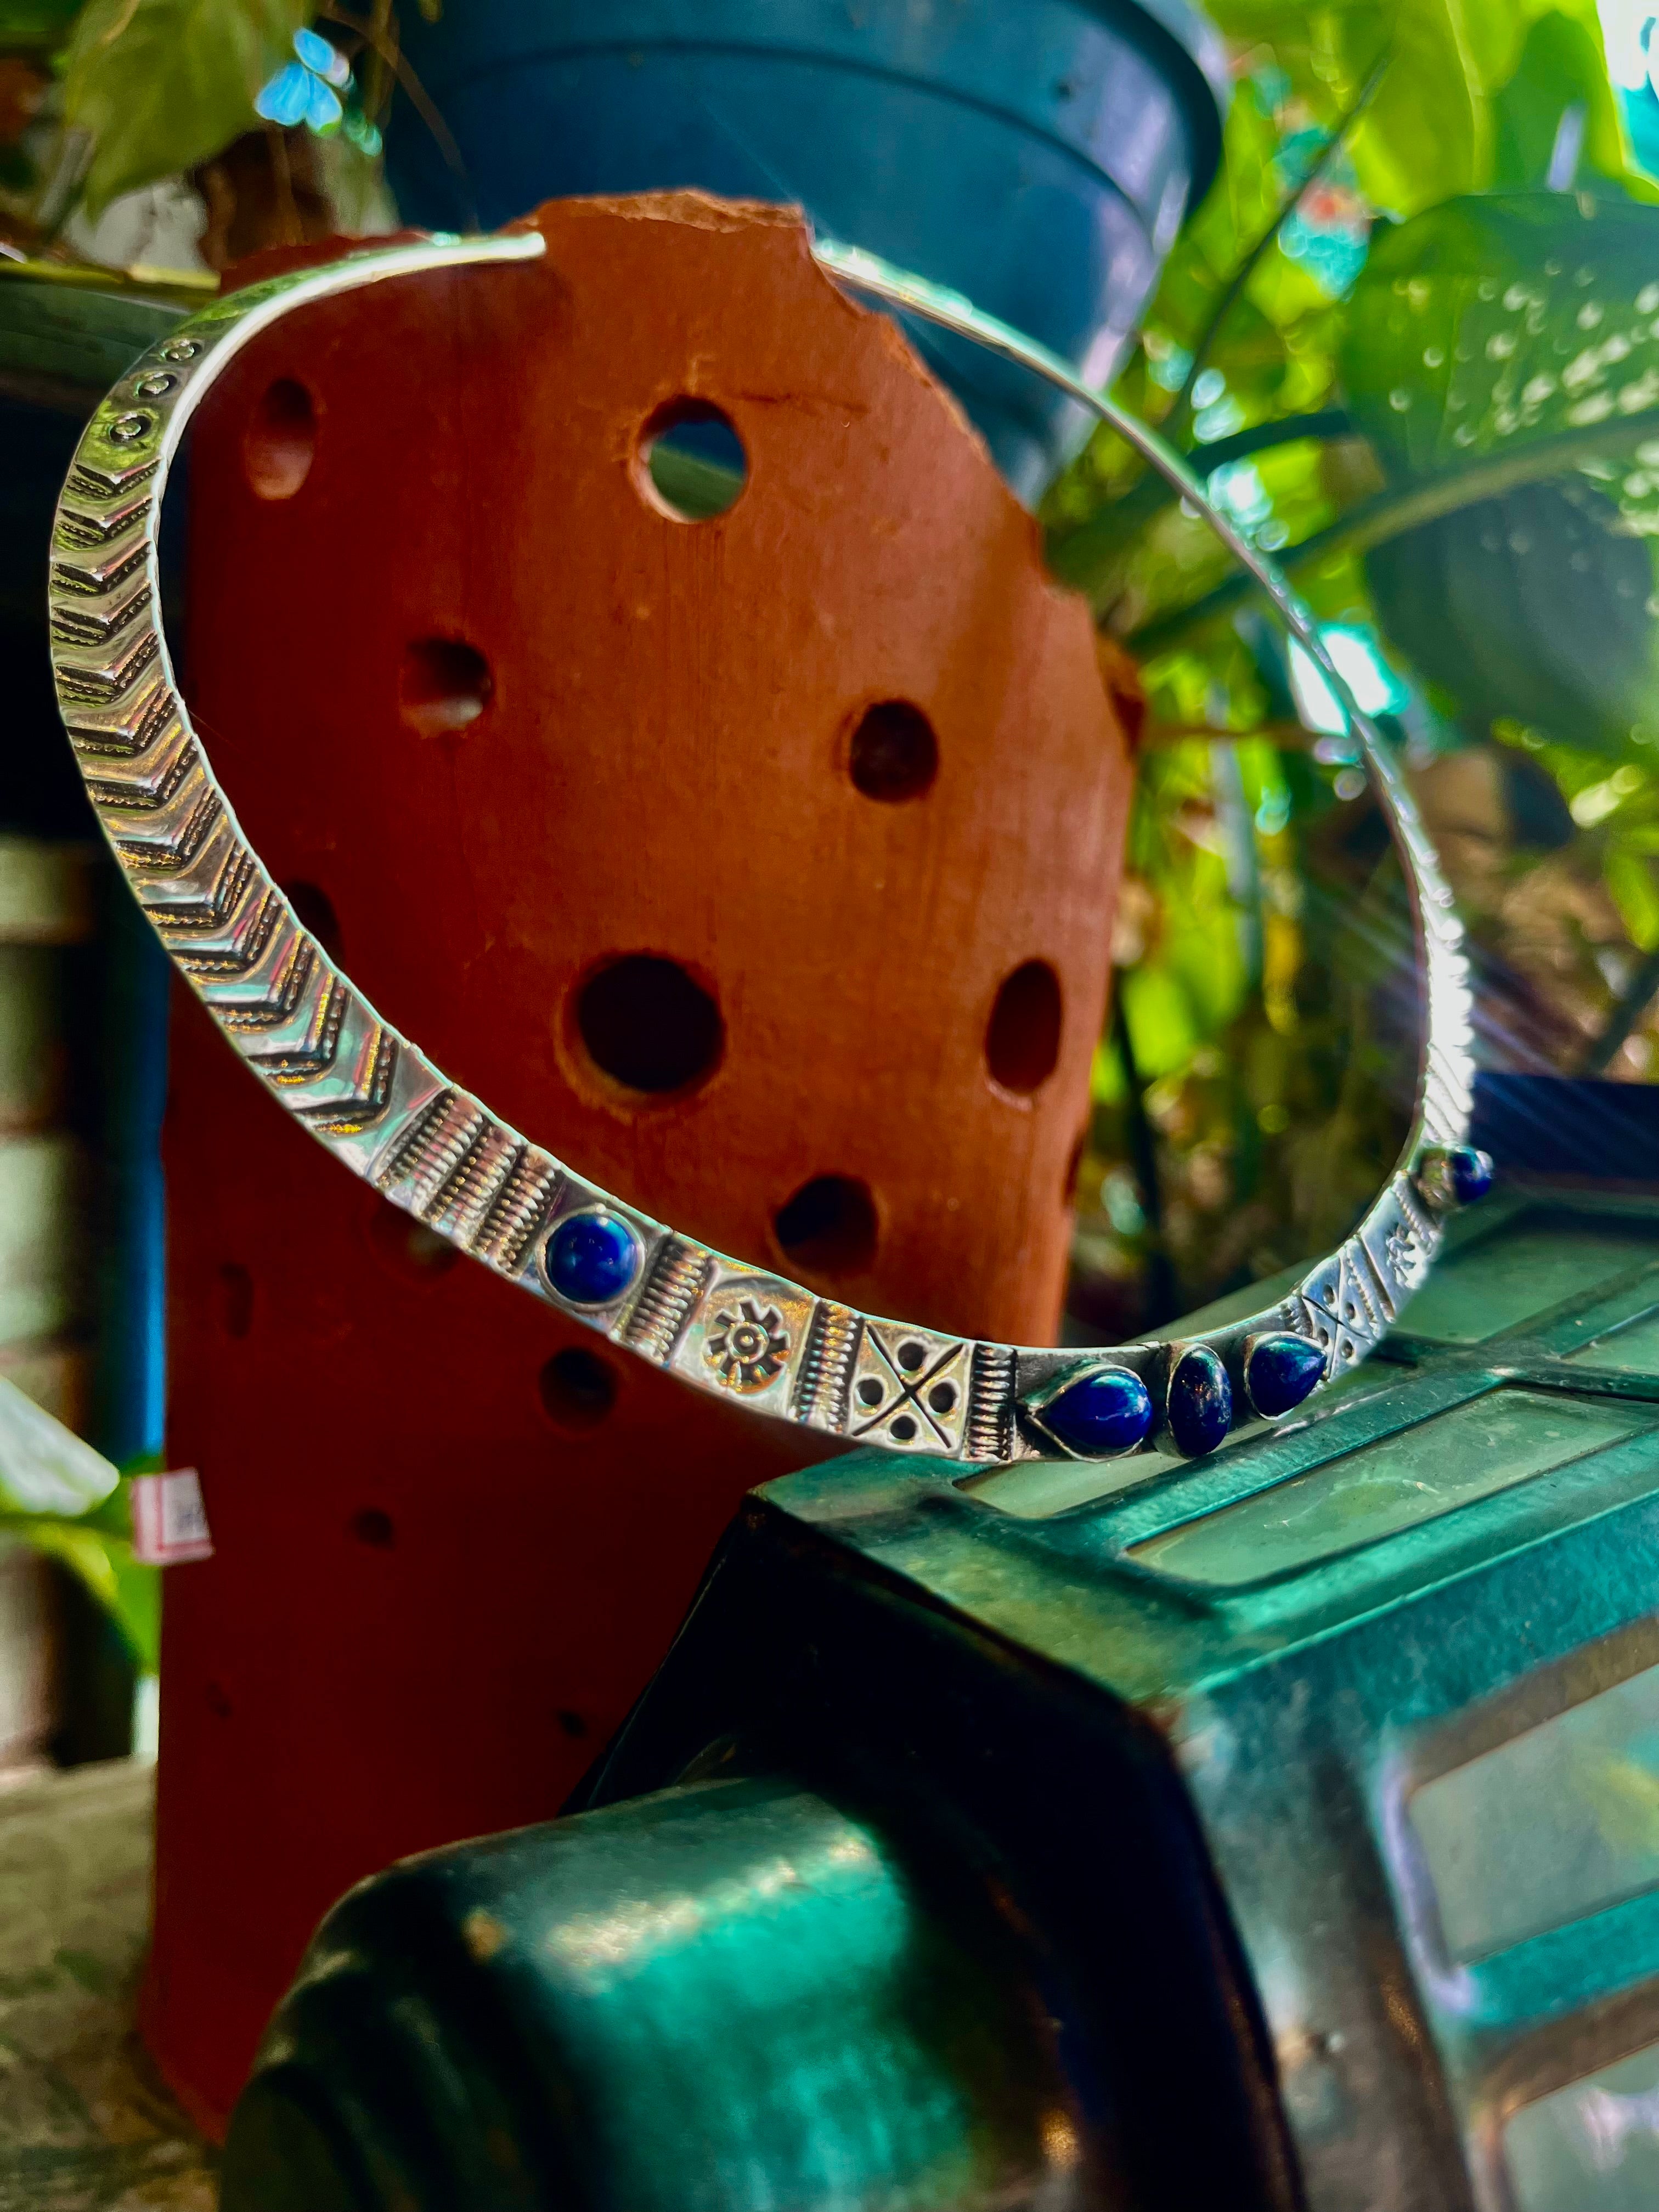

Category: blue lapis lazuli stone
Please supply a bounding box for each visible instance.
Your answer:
[1245,1332,1324,1420]
[1036,1365,1153,1457]
[545,1210,639,1307]
[1167,1345,1232,1457]
[1448,1146,1493,1205]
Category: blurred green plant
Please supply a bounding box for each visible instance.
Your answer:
[60,0,309,218]
[1054,0,1659,1331]
[0,1379,156,1676]
[10,1481,159,1674]
[0,0,404,251]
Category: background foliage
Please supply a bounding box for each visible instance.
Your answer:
[60,0,309,218]
[0,0,390,255]
[1047,0,1659,1335]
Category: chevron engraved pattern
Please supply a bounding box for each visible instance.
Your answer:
[44,233,1481,1471]
[49,578,153,651]
[54,482,154,554]
[51,529,150,599]
[83,725,199,814]
[61,670,178,759]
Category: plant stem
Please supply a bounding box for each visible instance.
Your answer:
[1046,52,1382,603]
[1046,408,1353,590]
[1160,50,1392,450]
[1583,945,1659,1073]
[320,0,473,212]
[1110,989,1178,1324]
[1127,408,1659,657]
[1045,54,1386,591]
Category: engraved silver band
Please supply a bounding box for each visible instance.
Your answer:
[47,229,1480,1468]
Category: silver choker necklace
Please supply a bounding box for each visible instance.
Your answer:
[47,228,1484,1469]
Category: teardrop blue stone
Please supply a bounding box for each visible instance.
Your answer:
[1244,1332,1325,1420]
[1034,1365,1153,1457]
[545,1210,640,1307]
[1167,1345,1232,1457]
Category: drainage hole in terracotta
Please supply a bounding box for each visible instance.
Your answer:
[986,960,1063,1094]
[244,377,317,499]
[848,701,938,803]
[575,955,723,1096]
[539,1346,618,1432]
[217,1262,254,1339]
[774,1174,878,1276]
[350,1508,394,1549]
[639,400,747,521]
[400,637,493,737]
[280,878,343,961]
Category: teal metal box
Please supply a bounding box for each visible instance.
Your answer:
[227,1182,1659,2211]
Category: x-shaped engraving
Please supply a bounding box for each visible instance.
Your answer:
[850,1326,967,1447]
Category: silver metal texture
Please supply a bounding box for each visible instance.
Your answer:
[46,229,1480,1468]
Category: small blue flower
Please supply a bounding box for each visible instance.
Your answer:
[256,28,351,134]
[294,26,349,83]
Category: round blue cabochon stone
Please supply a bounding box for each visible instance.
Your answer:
[1167,1345,1232,1457]
[1449,1146,1493,1204]
[545,1211,639,1306]
[1037,1366,1152,1457]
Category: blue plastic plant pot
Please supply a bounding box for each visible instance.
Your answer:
[383,0,1228,498]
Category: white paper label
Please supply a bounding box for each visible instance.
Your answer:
[131,1468,213,1565]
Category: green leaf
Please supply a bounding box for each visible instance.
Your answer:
[4,1496,158,1671]
[1054,12,1637,617]
[0,1395,156,1668]
[1203,0,1630,213]
[1105,1,1637,478]
[0,1375,117,1515]
[1121,963,1201,1081]
[1345,2,1487,217]
[0,0,82,49]
[1367,477,1659,751]
[1605,839,1659,950]
[1342,191,1659,475]
[1344,194,1659,751]
[61,0,312,219]
[1492,13,1630,191]
[1125,196,1659,665]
